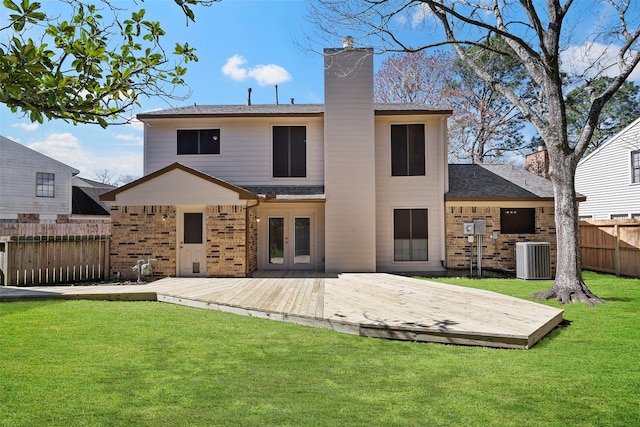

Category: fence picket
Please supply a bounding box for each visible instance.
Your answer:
[1,223,111,286]
[579,220,640,278]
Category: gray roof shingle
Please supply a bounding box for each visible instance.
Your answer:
[447,164,565,200]
[137,103,451,119]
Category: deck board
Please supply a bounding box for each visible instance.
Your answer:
[0,272,563,349]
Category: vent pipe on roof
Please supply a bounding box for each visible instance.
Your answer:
[275,84,279,105]
[290,98,294,105]
[343,36,354,48]
[247,87,252,106]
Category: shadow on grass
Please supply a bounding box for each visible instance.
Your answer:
[0,299,65,318]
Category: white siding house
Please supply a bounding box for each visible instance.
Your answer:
[575,117,640,219]
[0,136,79,223]
[101,42,452,279]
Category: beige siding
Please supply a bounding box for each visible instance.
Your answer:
[375,116,448,271]
[576,118,640,219]
[324,49,376,272]
[143,117,324,187]
[110,169,248,206]
[0,136,78,222]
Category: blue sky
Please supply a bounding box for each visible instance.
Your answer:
[1,0,327,180]
[1,0,639,180]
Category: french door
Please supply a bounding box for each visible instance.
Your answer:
[267,215,312,269]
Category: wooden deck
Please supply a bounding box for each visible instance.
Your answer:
[0,271,564,349]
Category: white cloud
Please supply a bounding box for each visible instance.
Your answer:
[126,117,145,132]
[561,42,640,81]
[27,133,90,172]
[411,3,432,27]
[222,55,249,81]
[12,122,39,131]
[26,132,142,179]
[222,54,292,86]
[113,133,143,146]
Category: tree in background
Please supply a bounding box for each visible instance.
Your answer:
[93,169,139,186]
[1,0,217,127]
[374,50,471,162]
[375,44,528,164]
[450,37,529,163]
[311,0,640,305]
[565,77,640,152]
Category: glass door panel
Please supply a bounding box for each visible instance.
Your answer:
[294,217,310,265]
[269,217,284,264]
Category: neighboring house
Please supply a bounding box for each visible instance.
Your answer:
[1,135,79,224]
[0,136,112,224]
[575,117,640,219]
[71,176,115,221]
[445,163,577,274]
[101,45,453,279]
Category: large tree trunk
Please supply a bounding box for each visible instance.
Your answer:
[534,153,605,306]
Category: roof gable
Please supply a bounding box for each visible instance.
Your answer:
[577,116,640,167]
[100,162,257,203]
[1,135,80,175]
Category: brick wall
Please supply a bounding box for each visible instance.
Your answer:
[18,213,40,223]
[247,207,258,275]
[445,205,557,274]
[109,205,176,281]
[110,204,257,280]
[525,149,550,179]
[206,205,252,278]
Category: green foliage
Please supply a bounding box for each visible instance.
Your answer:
[0,0,214,127]
[1,272,638,426]
[566,77,640,152]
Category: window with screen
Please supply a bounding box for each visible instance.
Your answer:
[177,129,220,155]
[36,172,55,197]
[632,150,640,183]
[391,124,425,176]
[273,126,306,178]
[500,208,536,234]
[394,208,428,261]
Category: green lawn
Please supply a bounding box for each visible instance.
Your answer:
[1,271,638,426]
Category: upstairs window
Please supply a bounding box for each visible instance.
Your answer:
[632,150,640,183]
[394,208,428,261]
[177,129,220,155]
[501,208,536,234]
[273,126,306,178]
[36,172,55,198]
[391,124,425,176]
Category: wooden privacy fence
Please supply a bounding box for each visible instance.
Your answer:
[0,223,111,286]
[579,220,640,278]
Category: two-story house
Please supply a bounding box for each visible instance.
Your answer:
[101,45,452,279]
[0,136,114,226]
[575,117,640,219]
[1,136,80,224]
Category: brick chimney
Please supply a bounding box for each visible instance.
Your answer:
[525,146,550,179]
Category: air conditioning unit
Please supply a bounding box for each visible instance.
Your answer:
[516,242,552,280]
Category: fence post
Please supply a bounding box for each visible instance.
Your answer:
[614,224,621,277]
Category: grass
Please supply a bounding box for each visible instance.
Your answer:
[1,271,638,426]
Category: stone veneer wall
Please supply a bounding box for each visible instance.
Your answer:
[445,205,557,274]
[109,205,176,281]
